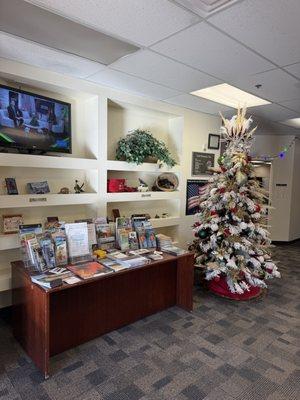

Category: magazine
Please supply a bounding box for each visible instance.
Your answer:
[128,231,139,250]
[95,223,115,250]
[67,261,113,279]
[116,217,132,250]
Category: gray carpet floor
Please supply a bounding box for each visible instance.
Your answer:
[0,242,299,400]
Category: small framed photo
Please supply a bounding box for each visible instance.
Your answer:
[3,214,23,234]
[5,178,18,195]
[208,134,220,150]
[27,181,50,194]
[192,152,215,176]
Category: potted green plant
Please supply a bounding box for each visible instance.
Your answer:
[115,129,177,167]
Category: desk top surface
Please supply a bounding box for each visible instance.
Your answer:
[12,252,194,294]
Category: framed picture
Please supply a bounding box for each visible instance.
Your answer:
[186,180,209,215]
[3,214,23,234]
[5,178,18,195]
[208,134,220,150]
[27,181,50,194]
[192,152,215,176]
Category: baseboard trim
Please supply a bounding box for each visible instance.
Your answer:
[272,238,300,245]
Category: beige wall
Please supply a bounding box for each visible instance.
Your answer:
[290,139,300,240]
[251,135,299,241]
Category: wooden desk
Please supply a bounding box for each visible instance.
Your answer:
[11,253,194,378]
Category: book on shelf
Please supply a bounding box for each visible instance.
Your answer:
[67,261,113,280]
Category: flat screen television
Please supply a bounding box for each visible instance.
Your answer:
[0,84,71,153]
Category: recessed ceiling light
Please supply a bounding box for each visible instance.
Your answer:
[190,83,271,108]
[280,118,300,128]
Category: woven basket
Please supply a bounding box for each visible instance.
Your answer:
[155,173,179,192]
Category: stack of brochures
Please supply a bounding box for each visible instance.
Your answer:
[156,234,173,250]
[160,245,188,256]
[107,251,150,268]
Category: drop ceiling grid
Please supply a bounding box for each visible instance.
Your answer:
[0,0,299,127]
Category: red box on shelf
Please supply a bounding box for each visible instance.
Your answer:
[107,179,125,193]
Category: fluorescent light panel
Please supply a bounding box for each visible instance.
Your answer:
[190,83,271,108]
[281,118,300,128]
[1,0,139,65]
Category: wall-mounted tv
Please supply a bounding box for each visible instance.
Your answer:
[0,84,71,154]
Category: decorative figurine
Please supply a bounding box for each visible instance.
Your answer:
[137,178,149,192]
[58,187,70,194]
[74,180,84,193]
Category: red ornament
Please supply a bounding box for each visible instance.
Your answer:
[211,210,218,216]
[221,167,227,172]
[224,228,230,237]
[255,205,261,212]
[231,207,237,213]
[219,188,225,194]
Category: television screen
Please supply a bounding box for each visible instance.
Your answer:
[0,84,71,153]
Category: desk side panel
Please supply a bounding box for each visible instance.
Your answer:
[12,263,49,377]
[50,260,177,355]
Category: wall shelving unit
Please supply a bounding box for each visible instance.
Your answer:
[0,74,184,303]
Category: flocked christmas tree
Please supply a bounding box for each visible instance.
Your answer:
[191,108,280,299]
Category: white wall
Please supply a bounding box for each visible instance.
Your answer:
[251,135,299,241]
[290,139,300,240]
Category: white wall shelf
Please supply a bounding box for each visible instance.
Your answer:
[0,153,98,170]
[149,217,181,228]
[106,160,180,173]
[106,191,181,202]
[0,234,20,251]
[0,193,98,208]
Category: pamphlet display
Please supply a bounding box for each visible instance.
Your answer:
[17,214,188,291]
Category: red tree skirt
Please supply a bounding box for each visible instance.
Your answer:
[208,276,262,300]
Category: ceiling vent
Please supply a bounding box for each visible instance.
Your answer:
[175,0,239,17]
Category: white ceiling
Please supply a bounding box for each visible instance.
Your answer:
[0,0,300,134]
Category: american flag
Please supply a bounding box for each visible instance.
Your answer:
[186,180,208,215]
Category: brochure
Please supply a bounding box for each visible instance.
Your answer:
[65,222,90,260]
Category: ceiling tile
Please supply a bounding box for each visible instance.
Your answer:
[233,69,300,103]
[151,22,273,79]
[26,0,200,46]
[110,50,220,92]
[284,63,300,79]
[279,99,300,113]
[164,93,234,114]
[86,68,180,100]
[248,104,298,122]
[208,0,300,66]
[0,32,105,78]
